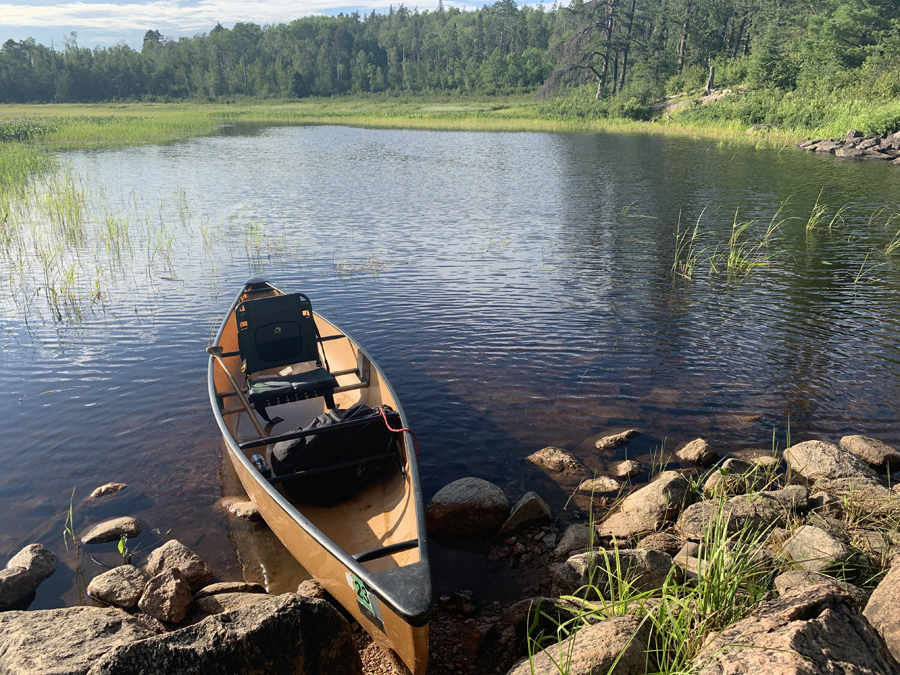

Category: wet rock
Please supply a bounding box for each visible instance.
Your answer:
[82,517,141,545]
[87,565,150,609]
[222,499,261,521]
[0,606,159,674]
[836,146,866,159]
[0,567,38,611]
[638,531,683,557]
[595,429,640,451]
[7,544,56,582]
[88,594,362,675]
[90,483,127,499]
[552,549,674,599]
[774,570,868,607]
[576,476,621,495]
[597,471,691,540]
[840,435,900,472]
[499,492,552,535]
[186,591,276,625]
[194,581,267,599]
[613,460,643,480]
[138,568,193,623]
[784,440,878,482]
[507,614,654,675]
[144,540,214,591]
[676,438,718,467]
[425,477,509,536]
[527,447,585,474]
[863,555,900,662]
[697,583,900,674]
[781,525,851,572]
[554,524,592,557]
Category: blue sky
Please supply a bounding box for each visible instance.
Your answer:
[0,0,496,50]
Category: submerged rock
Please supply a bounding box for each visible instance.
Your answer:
[425,477,509,536]
[526,447,585,474]
[90,483,127,499]
[82,517,141,545]
[595,429,640,452]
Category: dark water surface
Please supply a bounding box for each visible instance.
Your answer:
[3,125,900,606]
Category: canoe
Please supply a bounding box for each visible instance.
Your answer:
[207,277,432,675]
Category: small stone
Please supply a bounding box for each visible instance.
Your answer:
[194,581,266,599]
[613,460,643,479]
[554,524,592,557]
[137,568,193,623]
[677,439,718,467]
[504,536,517,545]
[638,532,684,557]
[498,492,551,535]
[7,544,56,582]
[87,565,150,608]
[512,542,526,555]
[487,546,510,560]
[526,447,585,474]
[782,525,851,572]
[89,483,127,499]
[81,517,141,545]
[576,476,621,495]
[540,532,558,548]
[144,540,214,591]
[595,429,640,451]
[0,567,38,610]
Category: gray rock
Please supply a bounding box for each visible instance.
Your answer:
[696,584,900,674]
[88,594,362,675]
[676,438,718,467]
[426,477,509,536]
[637,532,683,557]
[185,591,276,626]
[222,499,261,521]
[613,460,643,480]
[774,570,868,607]
[137,568,193,623]
[194,581,267,599]
[576,477,621,495]
[144,540,214,591]
[762,484,809,511]
[840,435,900,472]
[597,471,691,540]
[89,483,127,499]
[677,491,798,539]
[0,567,38,610]
[507,614,654,675]
[863,149,893,160]
[87,565,149,609]
[784,440,878,482]
[595,429,640,451]
[851,529,900,561]
[552,549,674,599]
[835,146,865,159]
[0,606,159,675]
[81,517,141,545]
[814,476,894,511]
[845,129,864,140]
[807,491,844,519]
[7,544,56,582]
[782,525,851,572]
[798,139,820,149]
[527,447,585,474]
[702,458,767,498]
[554,524,592,558]
[814,140,842,153]
[864,555,900,662]
[499,492,552,535]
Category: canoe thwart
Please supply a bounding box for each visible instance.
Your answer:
[267,452,398,484]
[352,539,419,564]
[238,410,402,450]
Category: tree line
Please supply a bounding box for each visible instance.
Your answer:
[1,0,898,104]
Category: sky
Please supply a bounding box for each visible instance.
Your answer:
[0,0,497,51]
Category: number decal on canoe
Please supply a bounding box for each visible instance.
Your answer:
[346,571,385,632]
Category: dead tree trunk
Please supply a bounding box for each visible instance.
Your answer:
[731,14,747,58]
[677,0,691,71]
[619,0,637,91]
[704,65,715,94]
[595,0,618,99]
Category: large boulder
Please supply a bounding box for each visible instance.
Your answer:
[81,517,141,545]
[144,540,214,592]
[840,435,900,472]
[0,567,38,611]
[552,549,674,599]
[7,544,56,582]
[507,615,654,675]
[87,594,362,675]
[88,565,150,609]
[0,606,159,674]
[597,471,691,540]
[695,584,900,674]
[426,477,509,536]
[499,492,552,535]
[138,569,193,623]
[863,555,900,662]
[784,440,878,482]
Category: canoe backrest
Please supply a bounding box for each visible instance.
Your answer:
[236,293,323,375]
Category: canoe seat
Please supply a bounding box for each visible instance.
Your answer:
[236,292,338,424]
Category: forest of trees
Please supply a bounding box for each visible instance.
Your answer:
[1,0,899,106]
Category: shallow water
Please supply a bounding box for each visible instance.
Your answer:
[2,125,900,606]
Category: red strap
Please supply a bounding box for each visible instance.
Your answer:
[379,407,419,456]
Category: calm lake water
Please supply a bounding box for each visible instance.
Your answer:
[2,124,900,606]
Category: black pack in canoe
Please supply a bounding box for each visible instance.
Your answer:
[207,277,432,675]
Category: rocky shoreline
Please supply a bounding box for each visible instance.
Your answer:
[4,432,900,674]
[798,129,900,164]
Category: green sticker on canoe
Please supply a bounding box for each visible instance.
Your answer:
[346,571,384,632]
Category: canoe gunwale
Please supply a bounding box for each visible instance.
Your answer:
[207,279,432,627]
